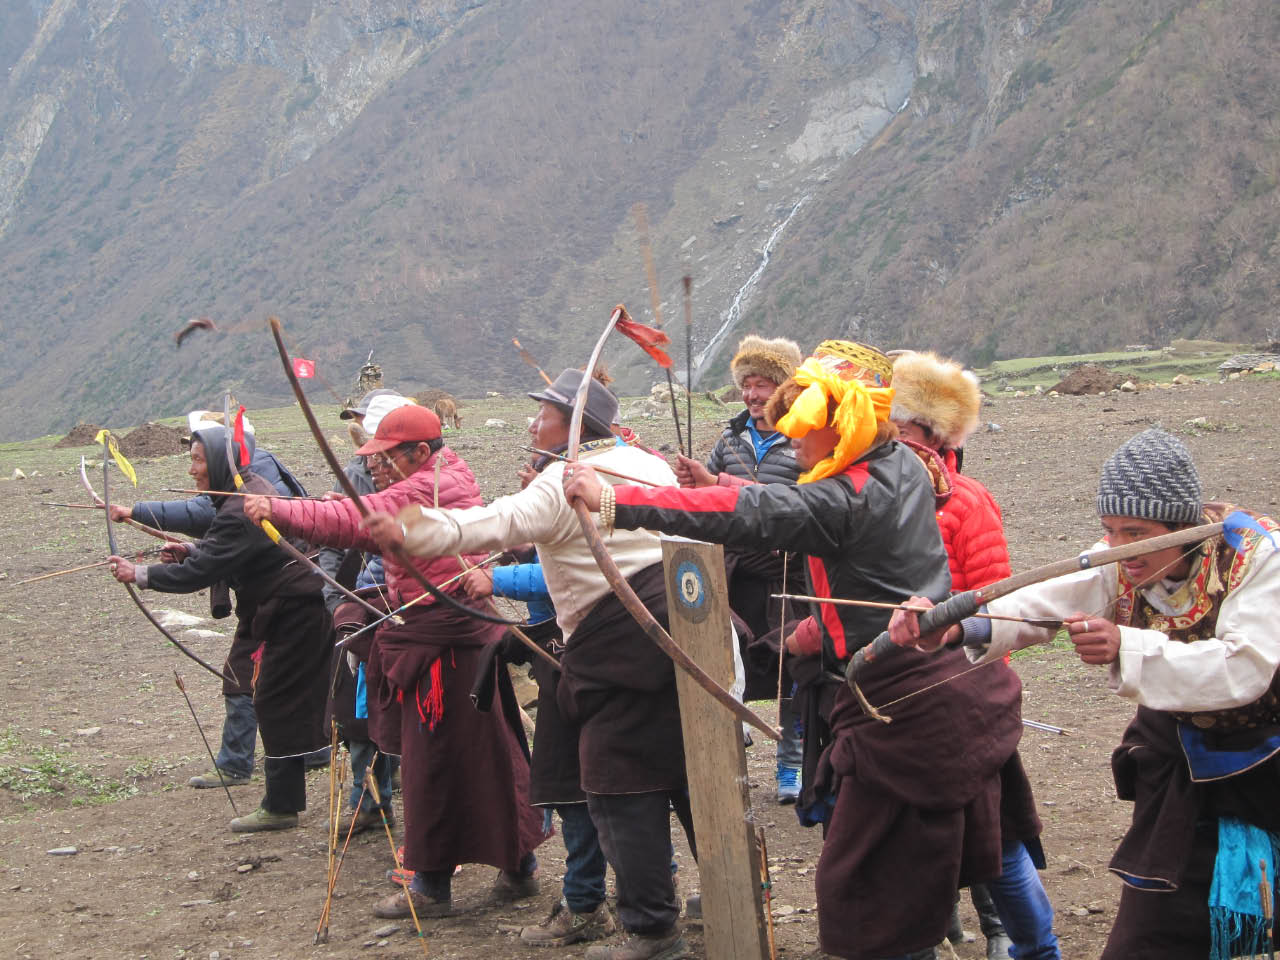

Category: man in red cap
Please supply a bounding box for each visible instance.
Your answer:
[245,404,545,920]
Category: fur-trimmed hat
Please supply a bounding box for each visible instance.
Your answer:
[730,334,804,390]
[889,351,981,449]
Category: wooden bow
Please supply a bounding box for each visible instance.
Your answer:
[100,438,230,682]
[79,456,175,543]
[565,305,781,741]
[844,520,1230,699]
[267,316,518,626]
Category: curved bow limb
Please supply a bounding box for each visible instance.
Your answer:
[80,456,176,544]
[566,305,781,742]
[844,520,1230,700]
[267,317,518,626]
[101,440,230,683]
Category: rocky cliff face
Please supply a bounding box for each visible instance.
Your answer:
[0,0,1274,440]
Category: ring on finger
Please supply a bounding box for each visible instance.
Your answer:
[1082,620,1090,633]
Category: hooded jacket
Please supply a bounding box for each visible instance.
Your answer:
[136,427,320,603]
[129,445,307,537]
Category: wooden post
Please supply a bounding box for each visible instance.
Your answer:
[662,538,771,960]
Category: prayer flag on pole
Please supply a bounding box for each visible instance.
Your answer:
[291,357,316,379]
[93,429,138,487]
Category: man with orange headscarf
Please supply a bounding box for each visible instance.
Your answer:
[562,341,1032,960]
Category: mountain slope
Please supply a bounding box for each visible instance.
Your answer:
[0,0,1275,440]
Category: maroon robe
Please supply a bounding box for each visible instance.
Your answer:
[367,603,544,873]
[815,647,1026,959]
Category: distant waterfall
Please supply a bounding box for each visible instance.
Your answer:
[693,194,810,383]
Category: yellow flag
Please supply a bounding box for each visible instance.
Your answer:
[93,429,138,487]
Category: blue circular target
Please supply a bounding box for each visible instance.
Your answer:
[669,548,712,624]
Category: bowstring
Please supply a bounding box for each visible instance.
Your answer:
[866,538,1212,715]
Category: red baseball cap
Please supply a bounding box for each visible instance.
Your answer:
[355,404,442,455]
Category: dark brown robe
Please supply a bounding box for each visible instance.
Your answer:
[814,647,1025,959]
[1102,706,1280,959]
[368,603,544,874]
[556,563,685,795]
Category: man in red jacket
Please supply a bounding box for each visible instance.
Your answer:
[889,351,1059,960]
[244,405,544,920]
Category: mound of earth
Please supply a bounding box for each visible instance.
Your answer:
[53,422,104,448]
[1050,364,1127,395]
[117,422,187,458]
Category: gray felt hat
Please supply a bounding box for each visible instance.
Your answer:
[1097,428,1202,525]
[529,369,618,438]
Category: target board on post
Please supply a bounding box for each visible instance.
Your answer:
[660,537,771,960]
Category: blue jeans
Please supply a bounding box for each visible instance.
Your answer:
[777,696,803,768]
[986,841,1060,960]
[556,803,608,913]
[348,739,393,813]
[215,694,256,778]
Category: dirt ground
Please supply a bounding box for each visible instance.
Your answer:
[1,376,1277,960]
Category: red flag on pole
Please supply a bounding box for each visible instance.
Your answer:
[232,405,251,467]
[291,357,316,379]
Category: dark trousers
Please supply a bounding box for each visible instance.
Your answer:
[262,755,306,814]
[587,790,697,935]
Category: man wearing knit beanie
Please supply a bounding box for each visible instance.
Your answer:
[895,427,1280,959]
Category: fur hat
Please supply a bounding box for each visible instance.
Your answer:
[730,334,804,390]
[889,351,981,449]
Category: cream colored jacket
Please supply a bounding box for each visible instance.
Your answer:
[397,443,677,639]
[971,535,1280,713]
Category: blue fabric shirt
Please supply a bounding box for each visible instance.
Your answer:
[746,419,788,463]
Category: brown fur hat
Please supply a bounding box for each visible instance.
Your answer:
[731,334,804,390]
[889,351,981,448]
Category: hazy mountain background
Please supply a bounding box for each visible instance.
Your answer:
[1,0,1276,440]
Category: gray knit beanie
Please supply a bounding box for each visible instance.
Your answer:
[1096,428,1202,525]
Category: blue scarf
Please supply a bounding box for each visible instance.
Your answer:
[1210,818,1279,959]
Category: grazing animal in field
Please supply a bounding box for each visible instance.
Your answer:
[434,396,462,429]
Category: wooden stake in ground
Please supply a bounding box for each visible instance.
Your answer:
[757,827,778,960]
[661,538,770,960]
[366,768,429,958]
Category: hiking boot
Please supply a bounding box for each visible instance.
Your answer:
[584,926,688,960]
[229,806,298,833]
[373,887,452,920]
[343,806,391,836]
[683,894,701,920]
[189,768,250,789]
[488,868,539,905]
[776,763,801,804]
[520,898,616,947]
